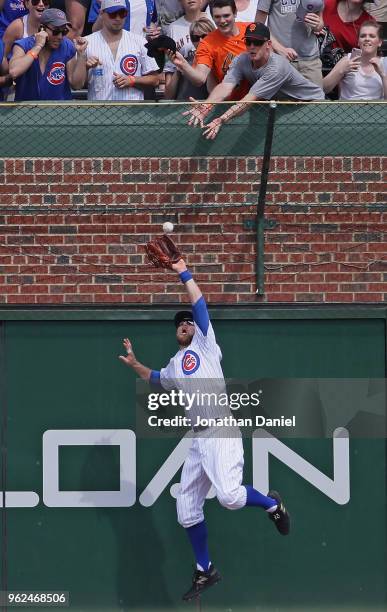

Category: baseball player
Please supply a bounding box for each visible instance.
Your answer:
[120,258,290,601]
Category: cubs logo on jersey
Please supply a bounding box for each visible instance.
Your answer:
[47,62,65,86]
[182,350,200,375]
[120,54,138,76]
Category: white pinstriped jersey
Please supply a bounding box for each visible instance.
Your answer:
[160,321,232,422]
[84,30,159,101]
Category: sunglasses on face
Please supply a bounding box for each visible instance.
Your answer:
[30,0,50,6]
[244,38,266,47]
[178,320,194,327]
[46,25,69,35]
[107,9,128,18]
[190,33,207,43]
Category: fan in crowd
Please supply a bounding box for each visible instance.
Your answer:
[88,0,160,39]
[255,0,325,86]
[2,0,50,67]
[84,0,160,100]
[0,0,27,40]
[163,0,212,99]
[165,16,215,99]
[323,20,386,98]
[184,22,324,139]
[323,0,375,52]
[165,0,253,107]
[8,8,87,100]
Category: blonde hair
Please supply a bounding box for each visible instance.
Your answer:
[189,17,216,37]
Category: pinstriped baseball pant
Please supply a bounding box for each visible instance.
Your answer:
[177,430,247,528]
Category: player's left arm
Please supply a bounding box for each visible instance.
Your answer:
[172,259,210,336]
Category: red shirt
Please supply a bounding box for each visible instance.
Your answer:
[323,0,374,53]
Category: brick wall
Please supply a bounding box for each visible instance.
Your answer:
[0,156,386,305]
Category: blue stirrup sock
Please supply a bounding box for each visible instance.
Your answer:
[186,521,210,571]
[244,485,277,511]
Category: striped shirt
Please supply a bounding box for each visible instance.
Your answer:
[84,30,159,101]
[160,299,232,422]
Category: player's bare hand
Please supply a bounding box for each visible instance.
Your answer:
[202,116,223,140]
[113,72,132,88]
[369,57,386,78]
[171,259,187,273]
[86,55,101,69]
[281,47,298,61]
[182,97,212,128]
[34,30,48,49]
[75,37,88,55]
[119,338,136,366]
[304,12,323,31]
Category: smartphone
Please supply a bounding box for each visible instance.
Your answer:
[350,48,362,60]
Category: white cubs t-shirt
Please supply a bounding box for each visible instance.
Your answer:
[85,30,159,101]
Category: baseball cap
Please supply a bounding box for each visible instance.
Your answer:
[101,0,127,13]
[245,23,270,42]
[40,8,71,28]
[174,311,194,328]
[145,35,177,58]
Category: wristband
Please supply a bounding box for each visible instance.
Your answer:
[179,270,193,284]
[128,76,136,87]
[27,49,38,60]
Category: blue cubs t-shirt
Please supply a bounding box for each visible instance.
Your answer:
[0,38,4,100]
[0,0,28,39]
[13,36,76,101]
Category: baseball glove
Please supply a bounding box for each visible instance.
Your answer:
[144,235,182,269]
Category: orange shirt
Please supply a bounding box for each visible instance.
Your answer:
[195,22,250,99]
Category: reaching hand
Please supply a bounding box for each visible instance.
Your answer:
[74,37,88,55]
[202,117,223,140]
[119,338,137,366]
[182,97,213,128]
[165,49,186,71]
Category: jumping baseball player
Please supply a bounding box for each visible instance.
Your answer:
[120,258,290,601]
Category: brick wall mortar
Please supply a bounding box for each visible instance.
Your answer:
[0,156,385,305]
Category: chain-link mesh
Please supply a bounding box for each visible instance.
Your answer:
[0,101,385,157]
[0,101,385,304]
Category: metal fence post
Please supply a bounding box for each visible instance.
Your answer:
[256,102,277,295]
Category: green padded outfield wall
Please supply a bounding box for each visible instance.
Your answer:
[0,307,386,611]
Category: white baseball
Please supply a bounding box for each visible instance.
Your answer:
[163,222,174,234]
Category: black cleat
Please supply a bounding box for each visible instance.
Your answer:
[182,565,222,601]
[267,490,290,535]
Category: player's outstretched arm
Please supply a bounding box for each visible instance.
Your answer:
[119,338,153,381]
[172,259,202,305]
[172,259,210,335]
